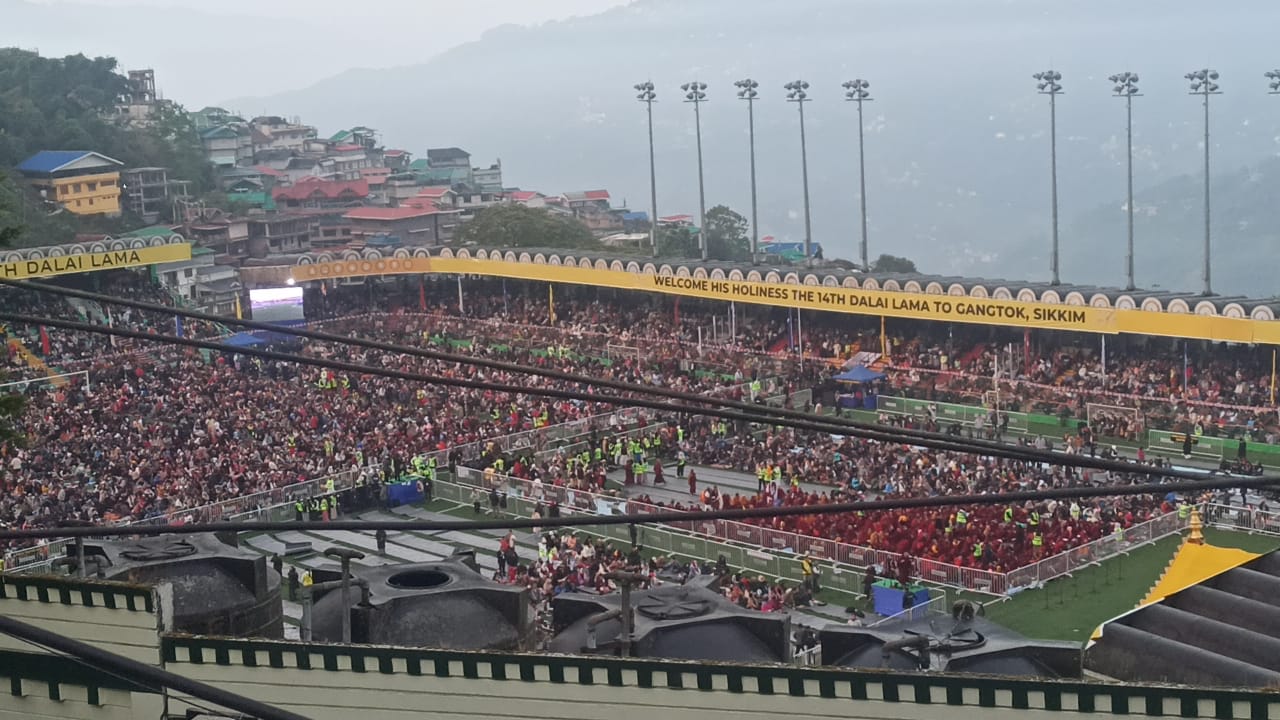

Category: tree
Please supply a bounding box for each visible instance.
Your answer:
[455,204,599,250]
[703,205,751,262]
[871,253,918,273]
[0,179,27,445]
[657,205,752,262]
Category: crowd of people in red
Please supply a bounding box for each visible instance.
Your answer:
[0,272,1240,575]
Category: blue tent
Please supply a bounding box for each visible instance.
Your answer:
[832,365,885,383]
[222,332,267,348]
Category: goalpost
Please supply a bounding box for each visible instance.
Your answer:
[605,344,642,363]
[1086,402,1144,433]
[0,370,91,394]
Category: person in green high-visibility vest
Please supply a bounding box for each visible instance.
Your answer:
[1003,506,1014,523]
[956,509,968,526]
[972,541,984,559]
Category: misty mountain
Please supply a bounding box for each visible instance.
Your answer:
[1069,156,1280,298]
[228,0,1280,295]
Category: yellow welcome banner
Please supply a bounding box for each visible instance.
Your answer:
[426,257,1117,333]
[0,244,192,280]
[290,255,1280,343]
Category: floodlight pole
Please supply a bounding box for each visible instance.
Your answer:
[843,79,874,271]
[1034,71,1064,286]
[636,82,660,257]
[683,81,709,261]
[1186,69,1221,296]
[1109,72,1141,291]
[786,81,814,265]
[737,79,761,262]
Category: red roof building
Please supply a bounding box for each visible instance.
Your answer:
[273,176,370,208]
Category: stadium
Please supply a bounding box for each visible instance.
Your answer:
[2,236,1280,720]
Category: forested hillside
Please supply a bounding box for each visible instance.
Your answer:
[0,48,208,245]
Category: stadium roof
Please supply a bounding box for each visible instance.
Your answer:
[1087,547,1280,688]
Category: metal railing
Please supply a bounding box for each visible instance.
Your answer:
[1203,502,1280,536]
[447,466,1010,596]
[2,466,365,575]
[866,591,950,627]
[448,465,1190,598]
[1003,510,1190,591]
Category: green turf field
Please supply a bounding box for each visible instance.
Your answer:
[963,528,1280,641]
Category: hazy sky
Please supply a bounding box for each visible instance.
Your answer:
[6,0,630,103]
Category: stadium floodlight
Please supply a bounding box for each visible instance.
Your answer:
[784,80,814,264]
[1033,70,1064,285]
[682,81,710,261]
[735,78,761,262]
[1186,69,1222,296]
[1109,72,1141,290]
[842,79,874,272]
[635,81,659,258]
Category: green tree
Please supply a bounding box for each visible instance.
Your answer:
[0,179,27,445]
[456,204,599,250]
[655,223,698,258]
[871,253,918,273]
[656,205,751,261]
[703,205,751,262]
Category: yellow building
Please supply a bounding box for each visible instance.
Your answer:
[17,150,125,216]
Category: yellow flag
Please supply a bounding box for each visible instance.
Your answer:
[234,294,243,320]
[549,285,556,324]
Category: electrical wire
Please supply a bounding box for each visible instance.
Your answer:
[2,278,1145,471]
[0,473,1272,542]
[0,614,309,720]
[0,310,1248,483]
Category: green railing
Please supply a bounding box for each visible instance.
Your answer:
[869,394,1280,468]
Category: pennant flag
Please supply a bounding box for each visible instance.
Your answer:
[548,285,556,324]
[39,326,51,356]
[174,316,184,339]
[419,276,427,311]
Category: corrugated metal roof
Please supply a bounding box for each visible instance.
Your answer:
[17,150,121,174]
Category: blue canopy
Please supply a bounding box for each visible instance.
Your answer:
[832,365,885,383]
[222,332,267,348]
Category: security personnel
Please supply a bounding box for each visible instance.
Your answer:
[800,554,815,591]
[325,476,336,495]
[676,451,687,479]
[301,570,314,590]
[1069,502,1081,521]
[677,425,685,443]
[1028,509,1040,528]
[1177,502,1191,520]
[756,465,766,493]
[1003,506,1014,524]
[956,509,968,526]
[1032,532,1044,551]
[973,541,984,560]
[295,499,305,522]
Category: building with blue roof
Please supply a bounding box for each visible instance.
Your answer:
[16,150,124,217]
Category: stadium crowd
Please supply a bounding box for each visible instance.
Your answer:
[0,271,1255,575]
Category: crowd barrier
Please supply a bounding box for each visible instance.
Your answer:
[1203,502,1280,536]
[449,466,1191,597]
[2,467,364,575]
[871,393,1280,468]
[886,363,1273,417]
